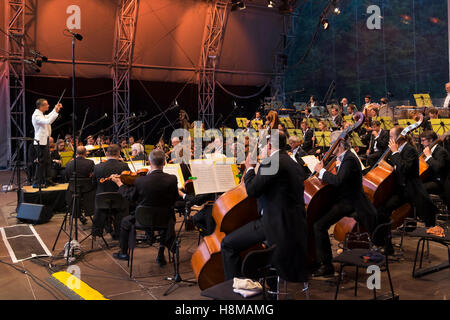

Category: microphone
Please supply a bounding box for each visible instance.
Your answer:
[233,101,238,109]
[65,29,83,41]
[30,49,48,62]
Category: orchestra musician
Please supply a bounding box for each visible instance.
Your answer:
[313,138,378,277]
[307,95,317,108]
[341,98,349,114]
[330,106,343,129]
[221,131,309,284]
[179,109,191,130]
[420,130,450,207]
[378,97,394,118]
[131,138,146,160]
[65,146,96,222]
[254,111,263,122]
[300,120,313,154]
[362,95,373,112]
[288,135,311,176]
[312,121,330,157]
[50,138,66,183]
[443,82,450,109]
[31,98,63,188]
[346,104,357,117]
[86,135,95,147]
[92,144,130,239]
[365,121,389,168]
[111,149,179,266]
[377,127,438,243]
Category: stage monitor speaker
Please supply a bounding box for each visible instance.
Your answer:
[16,203,53,224]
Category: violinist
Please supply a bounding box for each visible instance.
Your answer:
[65,146,96,221]
[365,121,389,168]
[50,139,66,183]
[312,139,378,277]
[131,138,146,160]
[119,138,128,159]
[65,134,74,151]
[221,131,309,284]
[420,130,450,207]
[377,127,438,242]
[92,144,130,239]
[111,150,179,266]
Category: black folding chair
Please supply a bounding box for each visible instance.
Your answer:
[92,192,127,248]
[128,205,173,278]
[333,220,396,300]
[201,245,278,300]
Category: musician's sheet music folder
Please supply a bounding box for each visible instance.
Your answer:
[190,159,237,195]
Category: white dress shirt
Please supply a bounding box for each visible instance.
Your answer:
[32,108,59,145]
[444,93,450,108]
[318,150,348,179]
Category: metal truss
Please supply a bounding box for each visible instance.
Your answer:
[198,0,229,129]
[6,0,27,167]
[271,8,300,106]
[112,0,139,142]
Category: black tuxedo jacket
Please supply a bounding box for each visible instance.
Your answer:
[332,115,343,128]
[322,151,377,232]
[244,150,308,282]
[302,128,314,152]
[93,159,130,194]
[389,143,437,218]
[426,145,450,186]
[118,169,179,220]
[65,157,95,181]
[294,147,311,177]
[369,129,389,153]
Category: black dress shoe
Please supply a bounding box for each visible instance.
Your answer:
[113,251,129,261]
[312,264,335,278]
[79,215,87,225]
[156,256,167,267]
[46,180,57,187]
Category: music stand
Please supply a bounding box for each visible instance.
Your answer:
[344,115,355,125]
[376,117,394,131]
[279,116,295,129]
[315,131,331,148]
[307,118,319,130]
[287,129,304,141]
[414,94,433,108]
[322,119,335,129]
[349,132,366,148]
[235,118,248,128]
[251,120,263,130]
[430,119,450,136]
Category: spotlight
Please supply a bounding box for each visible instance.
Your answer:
[267,0,275,8]
[35,58,43,67]
[321,18,329,30]
[334,7,341,15]
[231,0,245,11]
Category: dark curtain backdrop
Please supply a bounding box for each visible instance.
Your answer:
[286,0,449,108]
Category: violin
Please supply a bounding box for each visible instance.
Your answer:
[100,168,149,185]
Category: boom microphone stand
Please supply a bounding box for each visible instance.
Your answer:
[163,204,197,296]
[60,29,83,264]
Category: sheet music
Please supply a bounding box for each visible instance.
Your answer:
[190,160,217,195]
[214,164,237,192]
[301,155,320,173]
[163,164,184,189]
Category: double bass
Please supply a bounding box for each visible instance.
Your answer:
[303,112,365,264]
[190,112,280,290]
[334,115,424,242]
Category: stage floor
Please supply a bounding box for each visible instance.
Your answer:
[0,170,449,300]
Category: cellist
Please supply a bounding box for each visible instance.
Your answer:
[221,131,309,285]
[420,130,450,207]
[312,138,378,277]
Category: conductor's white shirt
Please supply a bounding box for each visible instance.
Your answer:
[32,108,59,145]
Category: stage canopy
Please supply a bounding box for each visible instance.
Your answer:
[1,0,285,86]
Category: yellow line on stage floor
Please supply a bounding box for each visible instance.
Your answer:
[51,271,108,300]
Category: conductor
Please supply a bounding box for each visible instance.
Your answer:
[31,98,62,188]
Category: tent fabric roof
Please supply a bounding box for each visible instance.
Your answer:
[2,0,284,86]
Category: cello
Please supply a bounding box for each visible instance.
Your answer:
[190,114,280,290]
[334,115,424,242]
[303,112,365,265]
[419,130,450,181]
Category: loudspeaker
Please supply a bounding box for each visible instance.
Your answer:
[16,203,53,224]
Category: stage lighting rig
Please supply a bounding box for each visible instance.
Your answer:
[231,0,245,12]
